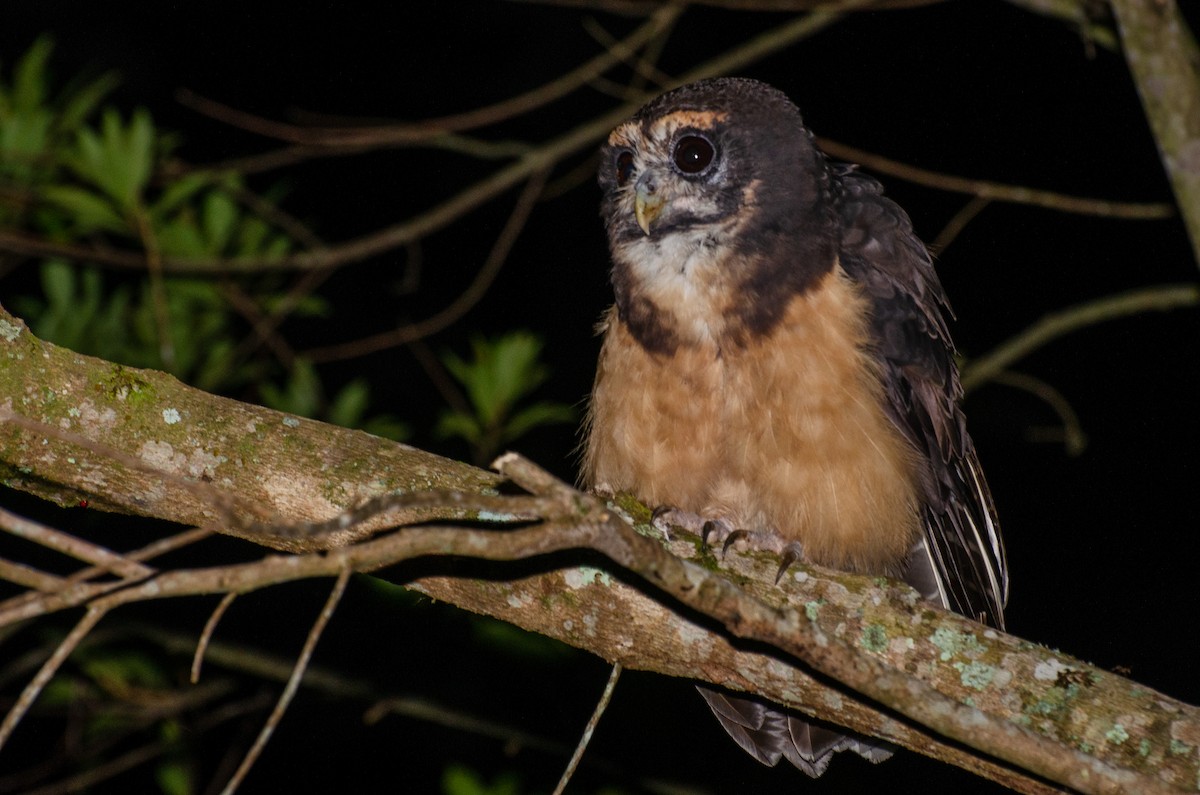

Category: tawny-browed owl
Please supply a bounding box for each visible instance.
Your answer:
[582,77,1008,777]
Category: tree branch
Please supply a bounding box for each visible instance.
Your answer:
[3,306,1200,793]
[1110,0,1200,267]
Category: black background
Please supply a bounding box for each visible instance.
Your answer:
[2,2,1199,793]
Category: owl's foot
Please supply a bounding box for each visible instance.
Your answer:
[650,505,735,545]
[717,527,806,584]
[652,507,804,584]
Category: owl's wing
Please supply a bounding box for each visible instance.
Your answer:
[834,165,1008,628]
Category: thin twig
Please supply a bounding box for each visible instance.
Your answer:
[0,525,210,626]
[989,370,1087,456]
[0,505,155,580]
[930,195,991,254]
[0,605,108,752]
[304,167,551,362]
[962,284,1200,393]
[194,592,239,683]
[219,567,350,795]
[818,138,1176,220]
[552,663,623,795]
[177,7,682,147]
[0,556,65,592]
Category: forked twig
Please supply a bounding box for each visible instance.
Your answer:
[219,567,351,795]
[194,592,240,683]
[0,606,108,750]
[552,663,623,795]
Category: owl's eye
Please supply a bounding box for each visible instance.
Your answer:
[673,135,715,175]
[615,150,636,186]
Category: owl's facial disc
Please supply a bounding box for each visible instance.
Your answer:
[604,112,737,240]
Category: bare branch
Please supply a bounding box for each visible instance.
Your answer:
[961,283,1200,393]
[0,504,154,579]
[554,663,624,795]
[1110,0,1200,267]
[176,7,683,147]
[219,568,350,795]
[304,167,550,362]
[0,606,108,750]
[818,138,1176,220]
[5,307,1199,792]
[193,592,239,683]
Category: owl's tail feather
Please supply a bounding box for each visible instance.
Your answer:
[696,687,894,778]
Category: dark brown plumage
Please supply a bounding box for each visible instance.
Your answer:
[582,78,1008,777]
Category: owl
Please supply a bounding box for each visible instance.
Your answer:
[583,77,1007,776]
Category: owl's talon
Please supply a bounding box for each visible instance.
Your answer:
[775,541,806,584]
[721,528,751,556]
[650,505,678,540]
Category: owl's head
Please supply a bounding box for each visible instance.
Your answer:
[597,78,842,353]
[598,78,834,246]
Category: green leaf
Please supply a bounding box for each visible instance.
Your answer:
[68,107,156,211]
[155,217,208,258]
[80,649,169,691]
[151,172,213,220]
[201,189,238,252]
[113,107,155,209]
[470,615,573,661]
[57,69,121,133]
[328,379,370,428]
[501,401,575,444]
[434,411,483,446]
[259,359,322,417]
[359,415,410,442]
[39,258,76,309]
[40,184,128,233]
[13,35,53,113]
[155,759,194,795]
[441,765,522,795]
[0,111,52,164]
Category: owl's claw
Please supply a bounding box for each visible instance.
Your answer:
[775,541,805,584]
[698,518,738,554]
[720,527,750,556]
[650,505,677,540]
[653,509,802,584]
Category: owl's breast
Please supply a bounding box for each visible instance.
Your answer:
[582,266,922,574]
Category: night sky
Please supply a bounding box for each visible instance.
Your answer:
[3,2,1199,793]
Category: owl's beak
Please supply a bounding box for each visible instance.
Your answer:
[634,174,666,235]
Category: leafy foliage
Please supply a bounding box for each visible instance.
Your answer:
[436,332,576,464]
[0,36,402,438]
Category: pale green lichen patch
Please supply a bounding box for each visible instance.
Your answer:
[1033,657,1070,681]
[860,623,888,653]
[804,600,823,621]
[930,626,983,661]
[563,566,611,589]
[1138,738,1151,757]
[1169,739,1192,755]
[0,318,22,342]
[162,408,181,424]
[477,510,523,522]
[1106,723,1129,744]
[954,661,996,690]
[506,592,533,609]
